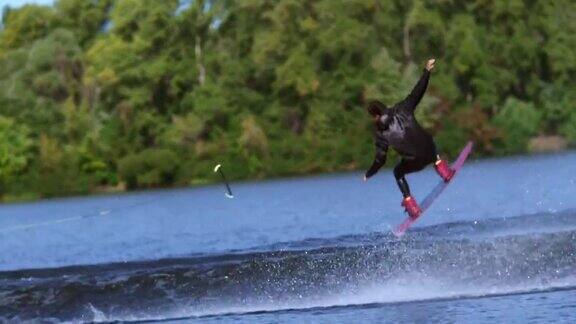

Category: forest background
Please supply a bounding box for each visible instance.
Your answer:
[0,0,574,201]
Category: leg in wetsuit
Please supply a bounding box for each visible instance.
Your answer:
[393,155,436,198]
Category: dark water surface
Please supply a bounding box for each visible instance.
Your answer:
[0,152,575,322]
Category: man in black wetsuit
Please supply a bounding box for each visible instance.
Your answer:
[363,58,454,218]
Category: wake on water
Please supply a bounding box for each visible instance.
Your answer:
[1,210,576,322]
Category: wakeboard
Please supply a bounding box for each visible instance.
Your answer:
[393,141,474,237]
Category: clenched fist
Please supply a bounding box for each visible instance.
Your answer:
[426,58,436,71]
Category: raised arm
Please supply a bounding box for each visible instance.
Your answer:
[364,137,389,180]
[399,58,435,112]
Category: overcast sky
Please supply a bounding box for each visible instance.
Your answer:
[0,0,54,9]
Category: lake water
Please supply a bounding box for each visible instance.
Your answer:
[0,151,575,323]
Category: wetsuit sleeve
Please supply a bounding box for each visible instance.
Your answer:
[365,137,388,178]
[399,69,430,112]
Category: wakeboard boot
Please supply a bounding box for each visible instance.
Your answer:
[435,159,455,183]
[401,196,421,219]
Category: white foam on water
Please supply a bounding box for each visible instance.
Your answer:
[95,275,576,323]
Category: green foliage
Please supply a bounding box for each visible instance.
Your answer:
[0,5,56,51]
[0,28,82,139]
[0,116,33,184]
[239,115,268,156]
[55,0,112,46]
[0,0,574,201]
[492,98,542,154]
[29,134,89,197]
[118,148,179,189]
[161,113,204,147]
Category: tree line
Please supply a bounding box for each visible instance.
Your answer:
[0,0,574,201]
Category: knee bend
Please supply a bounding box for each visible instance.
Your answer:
[424,154,436,165]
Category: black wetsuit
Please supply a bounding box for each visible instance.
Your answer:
[365,69,437,197]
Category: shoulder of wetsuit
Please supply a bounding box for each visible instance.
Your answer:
[392,102,415,117]
[377,110,395,130]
